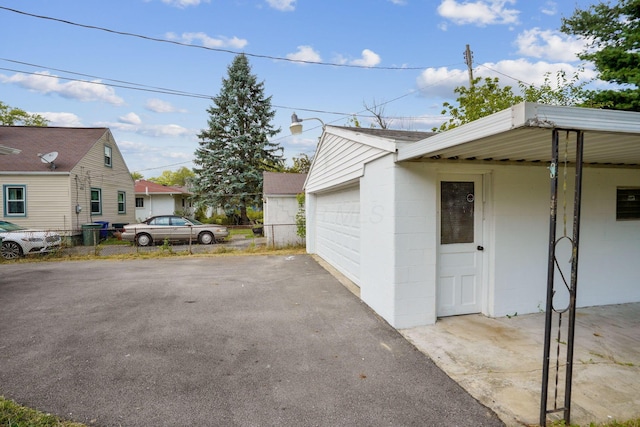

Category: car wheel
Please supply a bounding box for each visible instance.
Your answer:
[136,233,153,246]
[1,241,23,260]
[199,232,214,245]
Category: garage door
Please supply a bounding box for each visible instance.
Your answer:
[315,185,360,284]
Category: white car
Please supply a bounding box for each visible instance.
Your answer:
[0,220,62,260]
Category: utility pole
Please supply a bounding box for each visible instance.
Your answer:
[464,44,474,86]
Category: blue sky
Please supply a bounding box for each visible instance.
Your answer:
[1,0,599,178]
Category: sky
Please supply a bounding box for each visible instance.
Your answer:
[0,0,602,179]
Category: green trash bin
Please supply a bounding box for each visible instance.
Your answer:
[81,223,102,246]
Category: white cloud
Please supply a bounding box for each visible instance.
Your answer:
[0,71,124,105]
[416,59,597,99]
[437,0,520,26]
[117,139,195,176]
[145,98,186,113]
[161,0,210,8]
[515,28,586,62]
[266,0,296,11]
[98,120,192,138]
[286,46,322,63]
[389,0,407,5]
[350,49,382,67]
[119,112,142,125]
[333,49,382,67]
[416,67,469,98]
[541,1,557,16]
[166,32,248,49]
[38,112,83,127]
[477,59,596,88]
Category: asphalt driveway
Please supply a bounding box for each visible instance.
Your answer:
[0,255,503,426]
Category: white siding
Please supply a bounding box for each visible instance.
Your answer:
[305,129,394,193]
[490,165,640,317]
[314,186,361,284]
[263,195,303,247]
[134,194,186,221]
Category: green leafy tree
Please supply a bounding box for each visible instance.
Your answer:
[149,167,194,186]
[0,101,48,126]
[434,77,523,132]
[286,153,313,174]
[519,69,590,107]
[295,193,306,239]
[435,71,591,132]
[561,0,640,111]
[131,171,144,180]
[192,54,282,224]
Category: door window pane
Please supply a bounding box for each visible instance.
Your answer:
[441,181,474,244]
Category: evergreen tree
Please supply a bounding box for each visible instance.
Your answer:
[561,0,640,111]
[192,54,282,224]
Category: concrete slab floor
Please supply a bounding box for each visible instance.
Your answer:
[401,303,640,427]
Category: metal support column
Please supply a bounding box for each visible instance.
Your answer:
[540,130,585,426]
[540,129,560,426]
[564,130,584,421]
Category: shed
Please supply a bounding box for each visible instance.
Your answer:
[305,103,640,328]
[263,171,307,247]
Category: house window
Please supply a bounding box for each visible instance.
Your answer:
[4,185,26,217]
[616,188,640,220]
[104,145,112,167]
[136,197,144,208]
[118,191,126,214]
[91,188,102,215]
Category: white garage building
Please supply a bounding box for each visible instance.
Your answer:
[305,103,640,329]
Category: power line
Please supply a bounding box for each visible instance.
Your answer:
[0,62,382,117]
[0,6,462,71]
[1,58,455,119]
[1,58,210,98]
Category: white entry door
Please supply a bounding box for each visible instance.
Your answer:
[437,175,483,317]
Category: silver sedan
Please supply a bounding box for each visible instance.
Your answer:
[121,215,229,247]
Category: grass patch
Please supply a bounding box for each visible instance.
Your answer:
[229,227,257,238]
[0,396,86,427]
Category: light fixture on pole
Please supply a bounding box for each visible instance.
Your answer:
[289,112,325,135]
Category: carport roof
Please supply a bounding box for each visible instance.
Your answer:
[397,102,640,166]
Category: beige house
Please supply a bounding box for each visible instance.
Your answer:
[0,126,135,238]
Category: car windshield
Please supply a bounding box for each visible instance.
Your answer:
[190,218,204,225]
[0,221,26,232]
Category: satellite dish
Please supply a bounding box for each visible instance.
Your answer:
[38,151,58,169]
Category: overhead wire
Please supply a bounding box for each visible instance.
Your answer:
[0,6,474,173]
[0,6,462,71]
[0,58,463,120]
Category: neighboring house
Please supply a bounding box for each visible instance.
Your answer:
[305,102,640,329]
[134,179,193,221]
[263,171,306,247]
[0,126,135,238]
